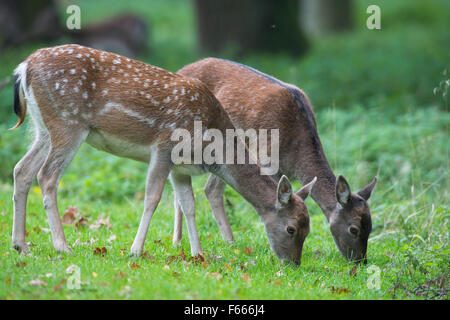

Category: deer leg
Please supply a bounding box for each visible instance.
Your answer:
[170,172,203,257]
[130,150,173,256]
[37,129,88,253]
[204,174,234,242]
[12,135,50,253]
[172,194,183,246]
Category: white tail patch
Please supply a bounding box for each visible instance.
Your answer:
[14,62,28,92]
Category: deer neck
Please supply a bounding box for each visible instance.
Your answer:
[291,125,337,221]
[210,162,278,218]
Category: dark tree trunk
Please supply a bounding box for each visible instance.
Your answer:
[0,0,62,48]
[193,0,308,56]
[300,0,353,37]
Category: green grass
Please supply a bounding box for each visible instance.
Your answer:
[0,0,448,299]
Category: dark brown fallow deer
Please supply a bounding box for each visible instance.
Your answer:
[176,58,377,263]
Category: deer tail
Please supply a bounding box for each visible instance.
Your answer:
[9,62,28,130]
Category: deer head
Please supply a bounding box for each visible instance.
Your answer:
[329,175,377,264]
[263,176,317,265]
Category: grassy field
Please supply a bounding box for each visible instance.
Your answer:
[0,0,448,299]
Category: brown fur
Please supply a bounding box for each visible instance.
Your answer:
[11,45,315,264]
[177,58,377,263]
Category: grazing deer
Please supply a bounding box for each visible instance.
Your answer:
[176,58,377,263]
[10,45,316,265]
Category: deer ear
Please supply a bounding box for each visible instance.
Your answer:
[277,175,293,206]
[296,176,317,201]
[357,177,378,201]
[336,175,351,206]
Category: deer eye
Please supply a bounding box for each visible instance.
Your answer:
[286,226,296,235]
[348,225,360,238]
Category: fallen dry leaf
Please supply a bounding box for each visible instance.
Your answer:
[178,250,186,261]
[89,213,112,230]
[62,206,79,225]
[206,272,222,280]
[244,246,254,256]
[29,279,47,286]
[93,247,107,257]
[115,271,127,279]
[129,262,140,270]
[107,234,117,243]
[331,286,351,295]
[15,262,27,268]
[349,264,358,277]
[187,253,205,264]
[141,250,155,261]
[75,216,89,230]
[241,273,251,282]
[273,279,283,286]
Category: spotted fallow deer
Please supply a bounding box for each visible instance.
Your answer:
[10,45,317,265]
[176,58,377,264]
